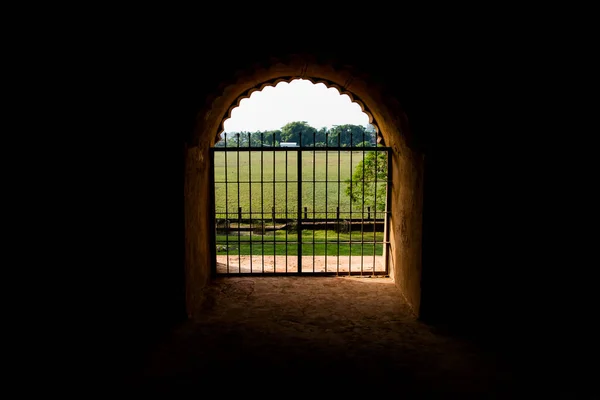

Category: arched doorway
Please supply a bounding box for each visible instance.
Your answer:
[209,81,391,275]
[185,55,424,318]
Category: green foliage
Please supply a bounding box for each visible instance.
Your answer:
[216,122,375,148]
[328,124,376,147]
[281,121,317,145]
[216,230,384,256]
[216,130,281,147]
[252,130,281,147]
[345,149,388,211]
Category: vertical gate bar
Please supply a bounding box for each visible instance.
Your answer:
[237,134,241,274]
[297,140,302,274]
[285,149,288,273]
[225,136,230,274]
[273,137,276,273]
[385,148,392,275]
[209,147,217,277]
[248,132,253,273]
[372,148,378,276]
[361,147,365,275]
[337,133,340,276]
[261,132,264,273]
[313,130,316,273]
[349,129,353,275]
[325,130,329,272]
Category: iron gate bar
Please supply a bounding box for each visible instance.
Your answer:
[297,135,302,274]
[225,138,229,273]
[349,130,353,276]
[213,147,383,151]
[348,130,355,275]
[325,136,329,272]
[237,135,241,272]
[248,132,253,273]
[337,133,340,275]
[312,131,316,273]
[373,146,378,276]
[218,272,389,277]
[272,140,276,272]
[361,144,365,275]
[261,135,264,272]
[285,150,288,273]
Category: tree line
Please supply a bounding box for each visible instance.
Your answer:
[215,121,377,147]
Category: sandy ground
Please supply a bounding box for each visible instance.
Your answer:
[126,276,527,396]
[216,255,386,274]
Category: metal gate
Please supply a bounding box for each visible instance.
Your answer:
[210,131,391,276]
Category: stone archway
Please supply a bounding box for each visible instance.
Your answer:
[184,54,424,319]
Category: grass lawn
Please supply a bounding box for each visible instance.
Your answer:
[216,230,385,256]
[213,150,388,220]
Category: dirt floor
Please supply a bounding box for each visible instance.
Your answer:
[123,276,584,396]
[216,255,386,273]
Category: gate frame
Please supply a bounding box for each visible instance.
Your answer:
[209,145,392,277]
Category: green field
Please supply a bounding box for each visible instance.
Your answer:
[216,230,384,256]
[213,150,388,219]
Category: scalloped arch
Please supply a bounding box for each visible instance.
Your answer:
[215,77,382,144]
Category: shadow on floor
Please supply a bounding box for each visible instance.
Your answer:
[121,276,582,396]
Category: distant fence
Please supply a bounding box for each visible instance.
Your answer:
[215,206,384,221]
[215,205,384,233]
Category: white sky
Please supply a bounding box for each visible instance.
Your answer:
[223,78,370,133]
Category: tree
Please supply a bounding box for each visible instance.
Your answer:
[281,121,317,146]
[328,124,371,147]
[345,148,388,211]
[216,131,245,147]
[251,130,281,146]
[315,127,328,146]
[234,132,249,147]
[215,132,235,147]
[249,131,263,147]
[364,124,377,145]
[214,135,226,147]
[264,129,281,146]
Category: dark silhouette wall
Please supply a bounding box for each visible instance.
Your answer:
[87,32,587,388]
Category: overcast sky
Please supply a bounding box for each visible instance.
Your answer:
[223,78,370,133]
